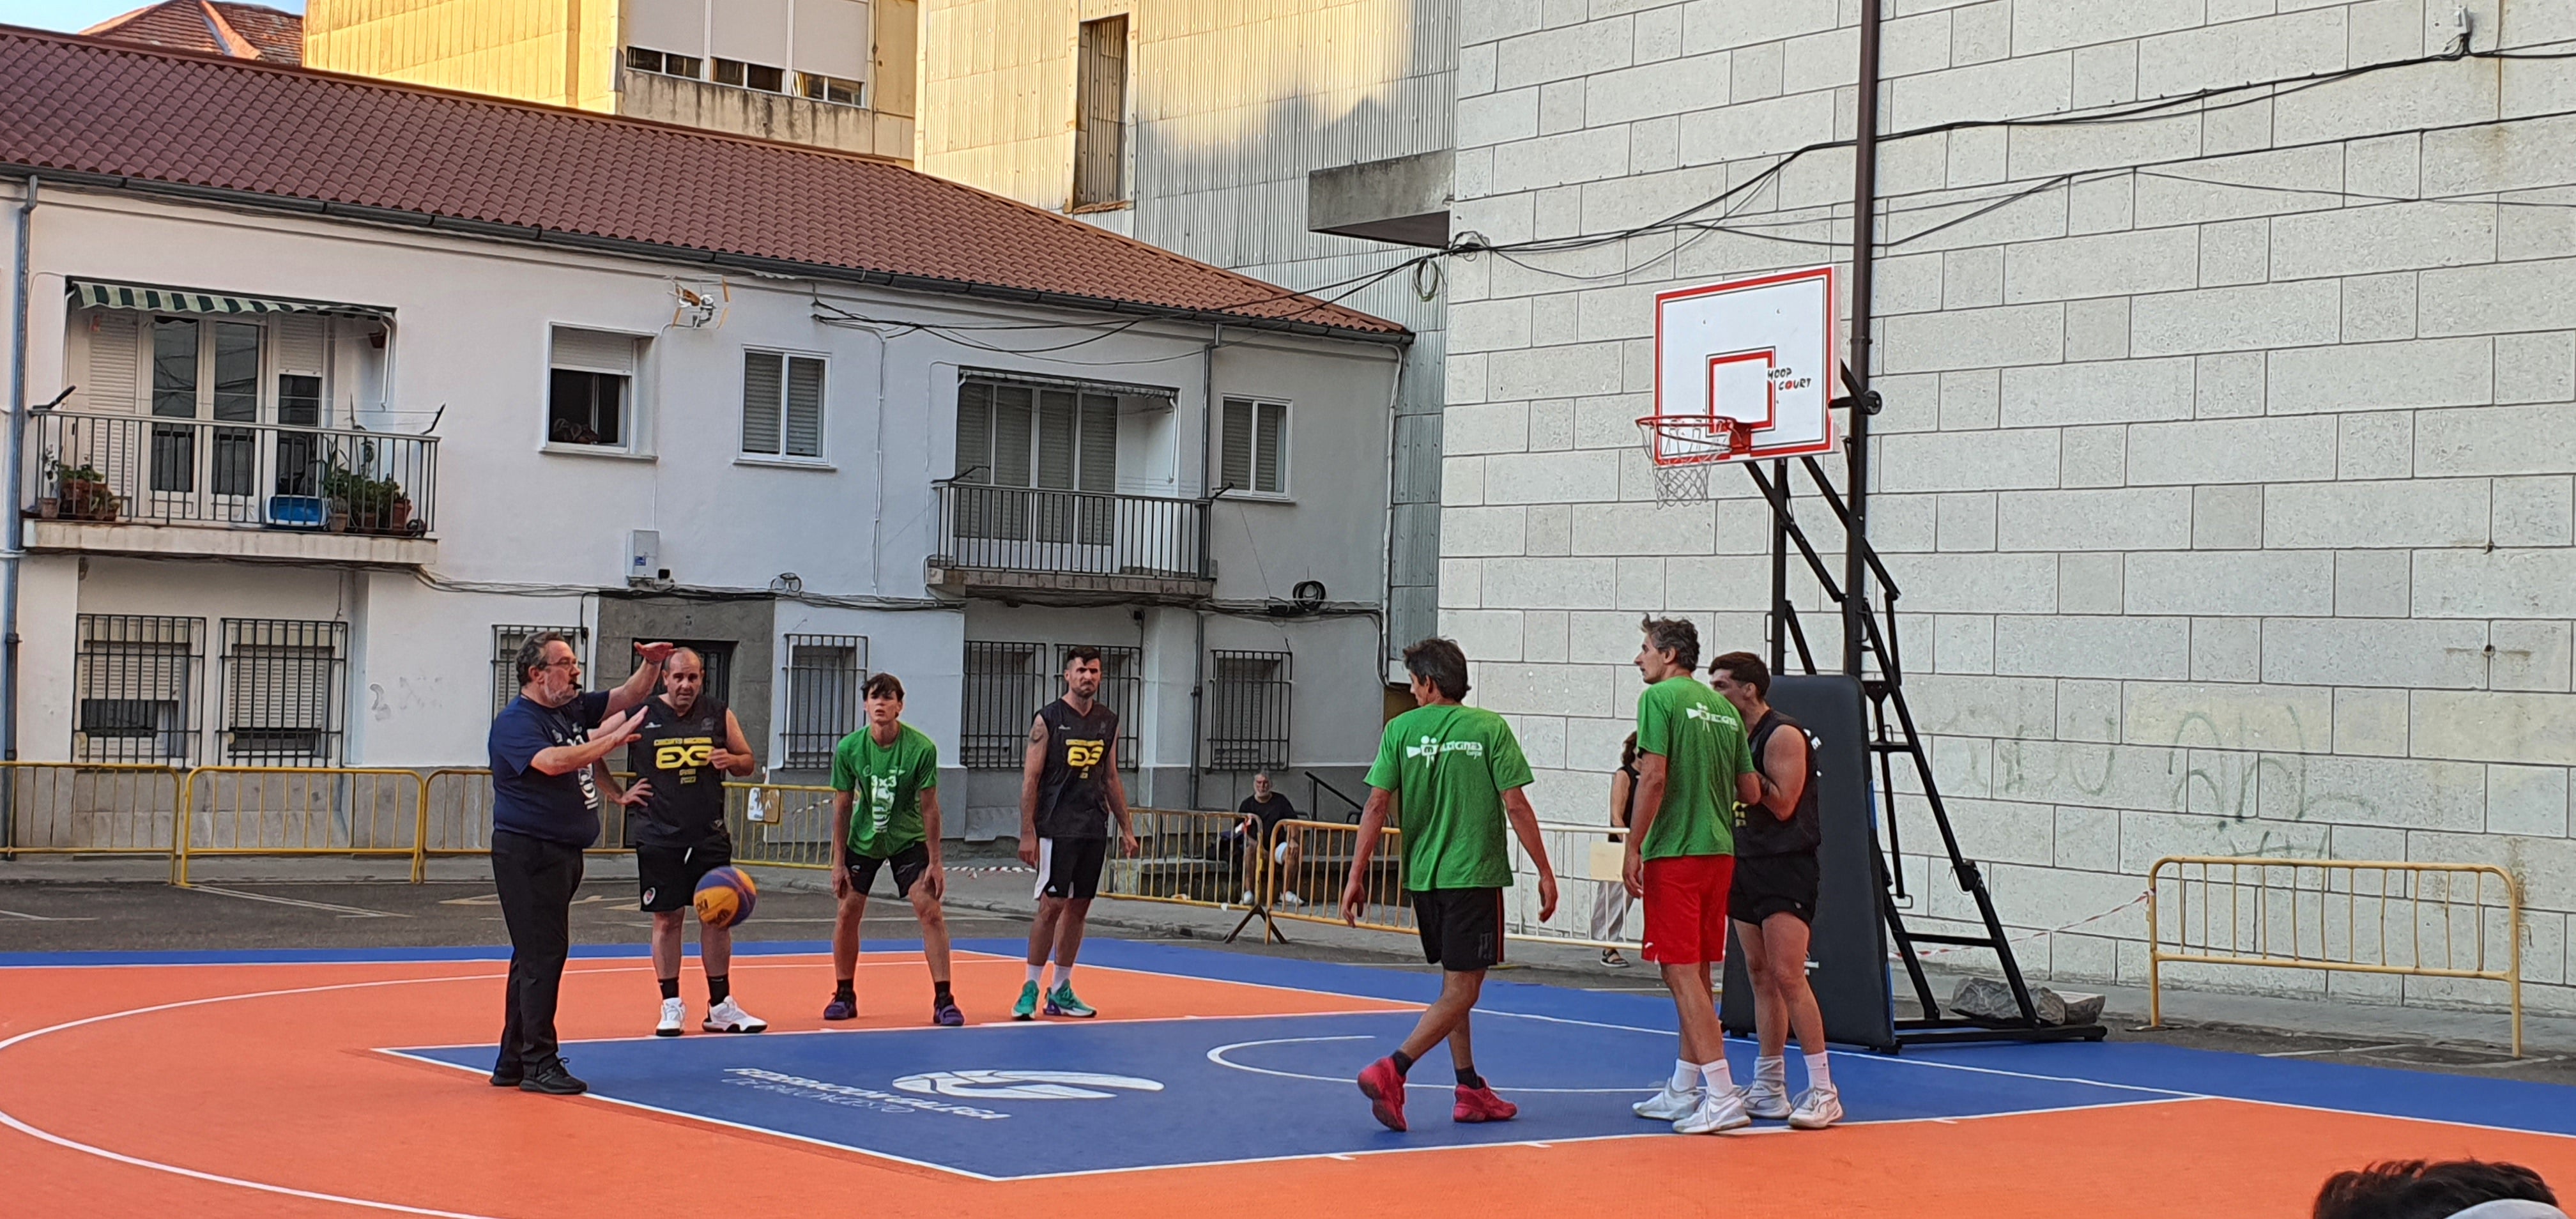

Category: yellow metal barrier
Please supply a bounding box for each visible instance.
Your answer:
[0,762,185,858]
[2149,855,2524,1056]
[1103,807,1268,914]
[1267,817,1413,937]
[422,767,652,868]
[175,767,429,886]
[723,781,843,871]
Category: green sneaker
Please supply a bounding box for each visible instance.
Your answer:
[1011,981,1041,1021]
[1043,984,1096,1018]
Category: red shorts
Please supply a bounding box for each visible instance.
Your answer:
[1641,854,1736,966]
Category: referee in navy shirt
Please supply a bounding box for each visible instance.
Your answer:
[486,632,671,1094]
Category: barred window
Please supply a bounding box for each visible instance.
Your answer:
[1207,649,1290,771]
[74,614,204,763]
[782,634,868,768]
[492,625,587,715]
[220,618,348,765]
[1061,644,1140,770]
[962,641,1045,769]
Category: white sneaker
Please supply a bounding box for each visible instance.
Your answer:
[1278,892,1305,907]
[703,997,767,1034]
[1744,1078,1791,1119]
[1673,1087,1752,1135]
[654,997,686,1037]
[1632,1082,1699,1121]
[1788,1086,1843,1130]
[1240,889,1257,905]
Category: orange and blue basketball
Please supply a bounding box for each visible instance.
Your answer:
[693,866,756,928]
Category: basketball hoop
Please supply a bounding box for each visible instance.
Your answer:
[1635,414,1752,505]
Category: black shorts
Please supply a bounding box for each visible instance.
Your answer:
[1729,852,1820,926]
[636,839,732,913]
[1035,836,1108,901]
[1411,887,1505,973]
[843,842,932,900]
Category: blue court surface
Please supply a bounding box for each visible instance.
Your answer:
[377,938,2576,1182]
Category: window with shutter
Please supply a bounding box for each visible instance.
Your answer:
[741,350,783,454]
[1220,396,1289,495]
[1073,17,1129,207]
[1255,401,1285,494]
[1220,398,1252,491]
[548,327,638,448]
[221,619,346,765]
[74,614,204,763]
[781,636,868,768]
[1076,394,1118,543]
[955,381,993,481]
[785,356,825,457]
[84,311,140,413]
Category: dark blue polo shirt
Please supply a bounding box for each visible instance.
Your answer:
[489,690,611,847]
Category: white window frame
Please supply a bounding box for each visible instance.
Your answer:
[542,325,653,460]
[1218,395,1292,500]
[737,347,833,468]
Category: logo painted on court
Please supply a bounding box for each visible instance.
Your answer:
[892,1070,1165,1101]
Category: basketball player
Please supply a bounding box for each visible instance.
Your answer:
[1710,651,1841,1129]
[1623,618,1762,1135]
[1346,638,1559,1132]
[617,647,765,1036]
[824,672,962,1027]
[1015,646,1138,1020]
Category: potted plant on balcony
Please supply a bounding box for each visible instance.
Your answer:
[45,454,116,522]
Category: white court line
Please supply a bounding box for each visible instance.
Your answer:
[1208,1034,1655,1095]
[187,886,409,918]
[0,909,95,921]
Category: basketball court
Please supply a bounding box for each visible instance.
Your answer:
[4,936,2572,1217]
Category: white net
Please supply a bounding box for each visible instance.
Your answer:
[1636,415,1747,506]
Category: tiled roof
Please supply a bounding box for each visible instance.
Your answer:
[82,2,302,64]
[0,27,1406,340]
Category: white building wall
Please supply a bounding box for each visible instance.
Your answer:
[8,183,1397,823]
[1450,0,2576,1015]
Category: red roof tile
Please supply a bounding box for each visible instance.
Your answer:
[0,28,1406,340]
[83,2,302,64]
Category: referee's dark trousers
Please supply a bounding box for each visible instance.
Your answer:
[492,827,585,1073]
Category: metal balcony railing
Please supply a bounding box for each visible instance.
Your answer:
[933,481,1209,581]
[26,411,438,537]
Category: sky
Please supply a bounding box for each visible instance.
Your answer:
[1,0,305,33]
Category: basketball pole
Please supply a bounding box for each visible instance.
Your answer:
[1841,0,1883,679]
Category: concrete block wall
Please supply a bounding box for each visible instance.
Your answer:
[1449,0,2575,1016]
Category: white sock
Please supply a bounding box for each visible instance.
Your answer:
[1051,963,1075,990]
[1805,1052,1833,1091]
[1700,1059,1735,1095]
[1668,1059,1698,1091]
[1025,963,1043,985]
[1756,1055,1786,1088]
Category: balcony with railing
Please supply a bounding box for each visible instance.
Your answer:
[927,481,1214,603]
[22,411,439,564]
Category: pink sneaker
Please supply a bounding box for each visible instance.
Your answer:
[1453,1083,1519,1123]
[1357,1057,1409,1131]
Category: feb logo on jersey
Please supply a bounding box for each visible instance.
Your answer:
[1065,739,1105,772]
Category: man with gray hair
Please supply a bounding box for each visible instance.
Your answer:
[1232,770,1304,907]
[484,632,673,1095]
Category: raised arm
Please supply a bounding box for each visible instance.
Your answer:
[605,641,673,716]
[528,707,641,776]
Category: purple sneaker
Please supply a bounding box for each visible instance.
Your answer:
[823,995,857,1021]
[933,999,965,1027]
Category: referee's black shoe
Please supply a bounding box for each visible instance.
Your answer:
[488,1066,522,1088]
[518,1059,589,1095]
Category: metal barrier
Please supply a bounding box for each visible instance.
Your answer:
[2149,855,2524,1056]
[176,767,428,886]
[1266,817,1411,937]
[724,781,843,871]
[0,762,186,859]
[1502,819,1639,952]
[1103,808,1265,916]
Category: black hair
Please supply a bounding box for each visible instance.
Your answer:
[514,632,570,687]
[2313,1160,2557,1219]
[1710,650,1770,698]
[1620,731,1639,770]
[1402,638,1470,701]
[1063,645,1103,669]
[1639,617,1701,672]
[864,671,905,702]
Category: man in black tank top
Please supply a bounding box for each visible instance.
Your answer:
[1710,652,1841,1130]
[1013,646,1137,1021]
[608,648,766,1038]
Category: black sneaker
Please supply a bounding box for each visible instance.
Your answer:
[518,1061,588,1095]
[488,1066,523,1088]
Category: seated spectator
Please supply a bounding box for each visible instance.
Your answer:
[2315,1160,2561,1219]
[1225,771,1304,907]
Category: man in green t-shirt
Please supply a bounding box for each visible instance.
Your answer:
[1624,617,1763,1136]
[825,672,961,1027]
[1342,638,1560,1133]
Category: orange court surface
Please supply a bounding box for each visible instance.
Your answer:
[4,938,2573,1218]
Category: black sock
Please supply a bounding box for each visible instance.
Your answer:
[934,981,954,1005]
[658,976,680,1000]
[1456,1068,1485,1089]
[1390,1050,1414,1075]
[834,979,856,1002]
[707,974,730,1004]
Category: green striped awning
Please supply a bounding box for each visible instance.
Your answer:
[68,279,390,319]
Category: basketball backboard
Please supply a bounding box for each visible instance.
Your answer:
[1641,266,1837,493]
